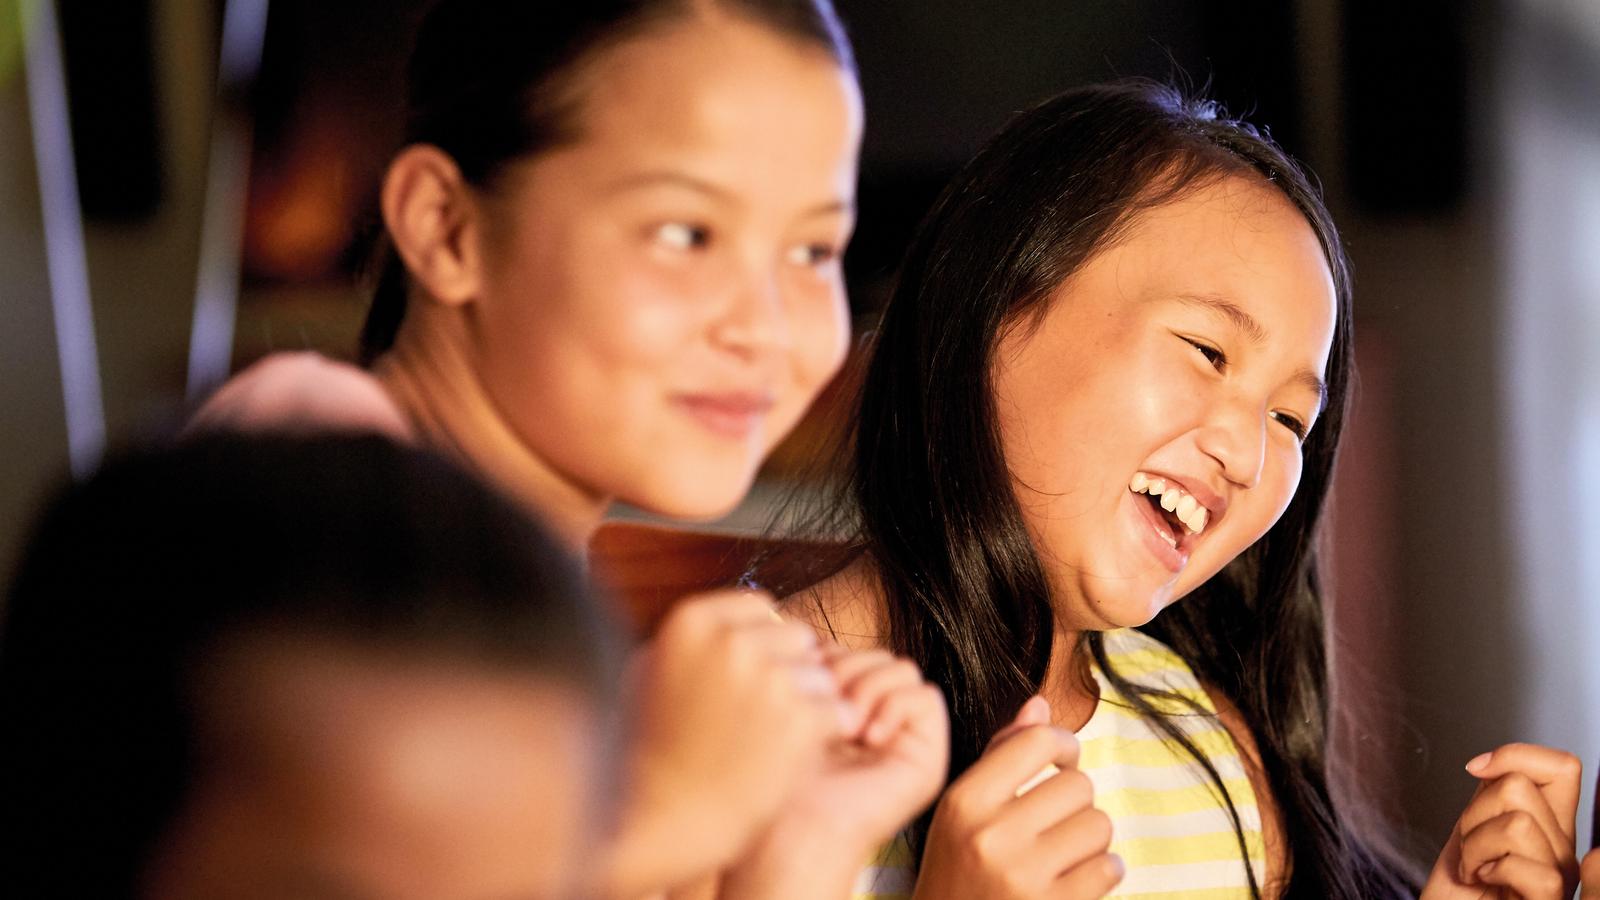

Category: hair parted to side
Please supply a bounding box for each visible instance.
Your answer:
[358,0,856,365]
[0,433,623,898]
[765,80,1419,898]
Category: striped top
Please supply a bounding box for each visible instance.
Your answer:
[852,628,1265,899]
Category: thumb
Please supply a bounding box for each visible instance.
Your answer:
[1013,695,1051,727]
[1580,848,1600,899]
[986,695,1052,750]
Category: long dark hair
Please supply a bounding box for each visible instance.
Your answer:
[772,81,1417,897]
[0,434,622,898]
[358,0,856,364]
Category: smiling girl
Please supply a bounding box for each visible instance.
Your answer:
[767,81,1585,899]
[194,2,947,898]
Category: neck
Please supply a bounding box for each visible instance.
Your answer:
[1041,621,1099,731]
[374,303,609,552]
[811,556,1103,731]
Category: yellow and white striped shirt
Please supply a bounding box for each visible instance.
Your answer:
[852,628,1264,899]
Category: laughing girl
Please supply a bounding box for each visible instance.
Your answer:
[771,81,1585,899]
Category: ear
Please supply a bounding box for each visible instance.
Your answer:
[380,145,484,308]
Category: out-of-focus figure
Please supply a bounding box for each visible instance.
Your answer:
[0,433,622,900]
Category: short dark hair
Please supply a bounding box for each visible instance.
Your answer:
[0,433,622,898]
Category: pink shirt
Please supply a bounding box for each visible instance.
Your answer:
[188,352,415,441]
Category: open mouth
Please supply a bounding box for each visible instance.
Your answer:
[1129,472,1210,551]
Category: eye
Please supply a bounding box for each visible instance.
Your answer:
[784,242,841,269]
[653,222,711,252]
[1182,336,1227,371]
[1271,410,1309,443]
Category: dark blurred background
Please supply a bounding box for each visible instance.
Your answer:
[2,0,1596,858]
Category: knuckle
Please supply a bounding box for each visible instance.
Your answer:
[778,620,815,642]
[1083,809,1114,848]
[1017,725,1055,755]
[942,785,978,824]
[1504,810,1538,841]
[1553,750,1583,780]
[889,659,921,680]
[1059,768,1093,800]
[968,824,1005,866]
[1488,771,1532,800]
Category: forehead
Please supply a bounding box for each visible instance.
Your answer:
[549,15,862,197]
[1067,174,1337,363]
[180,643,602,900]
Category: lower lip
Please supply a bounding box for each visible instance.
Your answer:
[673,398,768,440]
[1128,492,1191,574]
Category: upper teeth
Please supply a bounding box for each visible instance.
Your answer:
[1129,472,1209,535]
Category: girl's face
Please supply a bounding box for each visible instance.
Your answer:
[991,175,1337,629]
[467,16,862,520]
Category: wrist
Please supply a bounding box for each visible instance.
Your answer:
[601,775,742,897]
[720,823,867,900]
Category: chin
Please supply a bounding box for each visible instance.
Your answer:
[631,476,756,524]
[1076,584,1175,631]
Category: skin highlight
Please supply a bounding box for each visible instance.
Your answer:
[376,13,861,548]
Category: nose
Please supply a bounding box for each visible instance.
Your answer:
[1195,398,1266,490]
[709,265,789,360]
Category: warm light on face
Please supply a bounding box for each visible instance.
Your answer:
[465,16,862,521]
[991,175,1338,629]
[144,642,604,900]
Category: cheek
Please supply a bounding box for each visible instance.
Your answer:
[488,256,709,390]
[1235,448,1305,546]
[789,281,851,389]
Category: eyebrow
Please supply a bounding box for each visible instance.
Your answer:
[602,171,854,218]
[1177,292,1269,344]
[1176,292,1329,413]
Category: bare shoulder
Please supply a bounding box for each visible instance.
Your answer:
[189,352,414,440]
[780,556,888,652]
[1203,683,1288,897]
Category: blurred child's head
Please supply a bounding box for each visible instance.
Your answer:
[364,0,862,521]
[0,434,621,899]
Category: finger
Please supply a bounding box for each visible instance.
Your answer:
[1466,744,1583,838]
[986,696,1053,749]
[743,620,825,662]
[1037,806,1115,875]
[824,652,915,742]
[1475,853,1569,900]
[958,725,1081,812]
[675,588,784,624]
[857,679,948,749]
[1457,772,1574,874]
[1005,766,1096,835]
[658,591,810,656]
[1048,852,1125,899]
[786,667,858,739]
[844,660,924,732]
[1459,809,1559,884]
[825,646,902,688]
[1579,849,1600,899]
[790,661,842,699]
